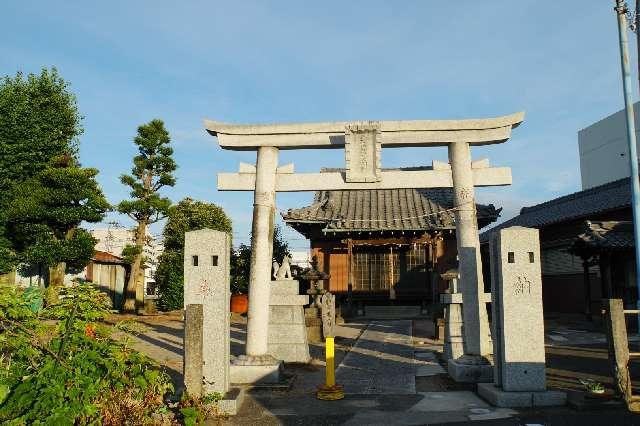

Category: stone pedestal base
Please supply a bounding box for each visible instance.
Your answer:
[230,355,283,384]
[448,356,493,383]
[268,280,310,363]
[305,307,323,343]
[478,383,566,408]
[217,387,245,416]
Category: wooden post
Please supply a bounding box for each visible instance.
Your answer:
[583,259,592,321]
[184,304,204,397]
[603,299,631,400]
[347,239,353,313]
[389,245,396,300]
[601,253,613,299]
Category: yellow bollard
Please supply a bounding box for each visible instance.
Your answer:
[317,336,344,400]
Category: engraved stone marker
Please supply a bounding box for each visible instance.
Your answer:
[491,227,545,392]
[183,229,231,394]
[479,226,565,407]
[344,121,381,183]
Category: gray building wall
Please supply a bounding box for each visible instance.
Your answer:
[578,101,640,190]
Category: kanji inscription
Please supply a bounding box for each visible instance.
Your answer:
[344,121,381,183]
[513,275,532,295]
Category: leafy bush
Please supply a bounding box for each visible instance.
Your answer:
[0,283,174,425]
[156,251,184,312]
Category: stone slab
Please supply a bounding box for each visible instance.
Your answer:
[217,387,244,416]
[270,280,299,295]
[270,294,309,306]
[478,383,566,408]
[268,343,310,363]
[230,361,282,384]
[448,359,493,383]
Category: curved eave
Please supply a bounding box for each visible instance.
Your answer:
[204,112,525,151]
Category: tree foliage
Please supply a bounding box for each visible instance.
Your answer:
[231,225,291,295]
[117,119,176,312]
[5,156,109,302]
[0,68,83,274]
[156,198,232,311]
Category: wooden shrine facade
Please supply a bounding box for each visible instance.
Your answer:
[284,184,501,305]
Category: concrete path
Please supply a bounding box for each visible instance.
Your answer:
[337,320,416,394]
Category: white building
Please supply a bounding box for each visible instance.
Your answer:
[578,101,640,190]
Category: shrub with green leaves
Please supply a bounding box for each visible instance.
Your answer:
[0,283,173,425]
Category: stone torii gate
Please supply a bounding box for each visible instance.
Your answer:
[205,112,524,381]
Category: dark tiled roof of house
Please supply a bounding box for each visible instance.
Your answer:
[283,187,501,232]
[480,177,631,242]
[570,221,634,253]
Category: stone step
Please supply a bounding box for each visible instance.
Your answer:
[361,305,424,319]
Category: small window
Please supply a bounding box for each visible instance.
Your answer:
[528,252,535,263]
[192,255,199,266]
[211,255,218,266]
[507,252,515,263]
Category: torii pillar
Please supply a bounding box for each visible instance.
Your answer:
[246,146,278,357]
[447,141,493,382]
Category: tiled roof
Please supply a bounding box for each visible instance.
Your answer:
[283,178,501,232]
[92,250,125,264]
[480,177,631,242]
[570,221,634,252]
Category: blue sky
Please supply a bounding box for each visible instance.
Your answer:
[2,1,636,250]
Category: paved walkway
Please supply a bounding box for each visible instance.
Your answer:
[337,320,439,394]
[111,314,640,424]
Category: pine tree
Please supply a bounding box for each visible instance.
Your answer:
[118,119,176,313]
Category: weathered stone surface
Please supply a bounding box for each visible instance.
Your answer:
[478,383,533,408]
[490,226,545,392]
[183,229,230,394]
[448,358,493,383]
[344,121,381,183]
[246,146,278,357]
[205,112,525,150]
[183,304,203,397]
[270,280,299,295]
[230,361,282,384]
[267,280,310,363]
[448,142,492,358]
[217,388,245,416]
[270,294,309,305]
[218,167,512,192]
[478,383,566,408]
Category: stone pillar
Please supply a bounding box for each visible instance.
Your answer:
[447,141,491,358]
[246,146,279,357]
[184,304,204,397]
[440,271,464,361]
[478,226,565,407]
[183,229,230,394]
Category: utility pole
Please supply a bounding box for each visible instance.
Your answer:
[614,0,640,332]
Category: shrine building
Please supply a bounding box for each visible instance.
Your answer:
[283,167,501,307]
